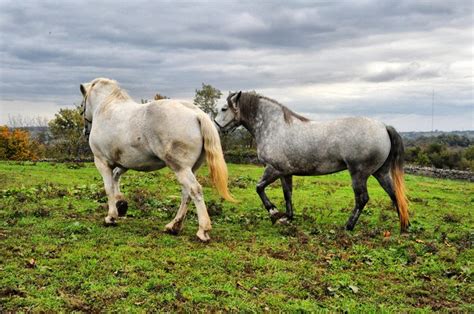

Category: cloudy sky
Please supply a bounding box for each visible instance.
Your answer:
[0,0,472,131]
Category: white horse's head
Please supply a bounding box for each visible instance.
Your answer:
[214,91,242,132]
[80,81,93,138]
[80,78,123,138]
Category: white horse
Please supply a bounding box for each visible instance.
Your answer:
[80,78,234,241]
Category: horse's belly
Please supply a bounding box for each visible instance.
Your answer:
[118,153,166,172]
[292,158,347,176]
[128,160,166,172]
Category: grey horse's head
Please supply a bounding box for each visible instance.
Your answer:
[214,91,242,132]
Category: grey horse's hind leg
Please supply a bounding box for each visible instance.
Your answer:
[256,165,283,223]
[373,169,399,217]
[281,175,294,220]
[346,172,370,231]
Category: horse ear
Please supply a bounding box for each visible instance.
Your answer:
[80,84,87,96]
[235,91,242,103]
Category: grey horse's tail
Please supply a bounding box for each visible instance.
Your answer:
[197,112,236,202]
[386,126,409,232]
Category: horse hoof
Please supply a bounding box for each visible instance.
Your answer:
[277,217,290,225]
[345,224,355,231]
[164,223,181,235]
[196,230,211,242]
[164,228,179,235]
[270,212,287,225]
[104,216,117,226]
[116,200,128,217]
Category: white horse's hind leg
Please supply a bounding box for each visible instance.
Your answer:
[112,167,128,217]
[112,167,127,196]
[94,157,119,224]
[174,168,211,242]
[165,189,190,234]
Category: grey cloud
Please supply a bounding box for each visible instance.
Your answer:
[0,0,472,131]
[364,62,443,82]
[299,100,472,117]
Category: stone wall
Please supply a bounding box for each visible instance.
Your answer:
[405,165,474,182]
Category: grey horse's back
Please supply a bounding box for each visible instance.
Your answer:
[328,117,390,152]
[277,117,391,175]
[326,117,391,172]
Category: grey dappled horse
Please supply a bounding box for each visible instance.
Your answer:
[215,92,409,232]
[80,78,234,241]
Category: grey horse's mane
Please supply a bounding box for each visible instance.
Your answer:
[239,92,310,124]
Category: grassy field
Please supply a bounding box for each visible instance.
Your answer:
[0,161,472,312]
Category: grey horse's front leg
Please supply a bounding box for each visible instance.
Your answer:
[256,165,284,223]
[280,175,294,221]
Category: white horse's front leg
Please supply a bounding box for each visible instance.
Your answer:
[174,168,211,242]
[94,157,118,225]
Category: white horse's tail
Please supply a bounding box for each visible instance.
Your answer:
[197,113,235,202]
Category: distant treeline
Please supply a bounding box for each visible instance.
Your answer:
[401,130,474,141]
[403,133,473,171]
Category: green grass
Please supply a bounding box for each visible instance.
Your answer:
[0,161,472,312]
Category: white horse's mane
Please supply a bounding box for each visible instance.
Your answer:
[91,78,132,107]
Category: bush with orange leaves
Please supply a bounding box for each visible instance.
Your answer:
[0,125,42,160]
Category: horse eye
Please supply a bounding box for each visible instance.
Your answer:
[222,107,228,112]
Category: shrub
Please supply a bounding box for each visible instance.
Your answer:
[0,125,40,160]
[47,107,91,160]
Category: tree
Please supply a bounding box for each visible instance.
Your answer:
[154,93,168,101]
[463,145,474,161]
[0,125,39,160]
[194,83,222,118]
[141,93,168,104]
[48,106,91,160]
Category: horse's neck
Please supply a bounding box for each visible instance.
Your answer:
[243,102,285,141]
[89,89,109,114]
[90,87,123,116]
